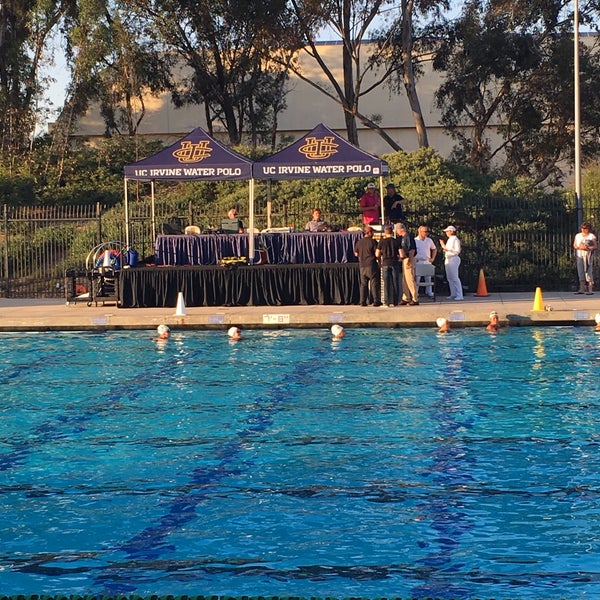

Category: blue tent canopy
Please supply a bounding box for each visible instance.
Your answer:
[253,123,388,180]
[124,127,253,181]
[123,127,255,249]
[123,124,388,256]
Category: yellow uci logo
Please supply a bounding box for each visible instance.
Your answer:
[172,140,213,163]
[298,136,339,160]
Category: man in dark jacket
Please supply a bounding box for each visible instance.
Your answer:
[353,226,381,307]
[384,183,406,224]
[378,225,401,306]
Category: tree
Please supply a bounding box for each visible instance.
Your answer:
[129,0,293,146]
[0,0,69,165]
[432,0,600,185]
[282,0,402,149]
[373,0,451,149]
[58,0,173,137]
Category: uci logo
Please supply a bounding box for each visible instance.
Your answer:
[298,136,339,160]
[172,141,213,163]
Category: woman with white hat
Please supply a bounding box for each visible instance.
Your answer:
[440,225,463,300]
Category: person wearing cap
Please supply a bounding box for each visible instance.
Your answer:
[436,317,450,333]
[156,324,170,340]
[440,225,463,300]
[353,226,381,306]
[383,183,406,224]
[227,326,242,340]
[486,311,500,332]
[573,222,597,294]
[395,223,419,306]
[359,182,380,225]
[331,324,345,340]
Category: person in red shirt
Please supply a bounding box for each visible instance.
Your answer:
[359,182,380,225]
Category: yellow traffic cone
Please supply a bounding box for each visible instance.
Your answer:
[474,268,489,297]
[531,287,544,311]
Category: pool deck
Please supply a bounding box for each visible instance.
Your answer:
[1,290,600,331]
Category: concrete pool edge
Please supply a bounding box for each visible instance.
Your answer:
[1,292,599,332]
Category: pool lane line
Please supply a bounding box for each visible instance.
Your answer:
[0,334,198,474]
[410,336,478,600]
[0,346,97,472]
[91,337,333,593]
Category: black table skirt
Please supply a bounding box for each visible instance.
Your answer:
[119,264,361,307]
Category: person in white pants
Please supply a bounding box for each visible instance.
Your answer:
[440,225,463,300]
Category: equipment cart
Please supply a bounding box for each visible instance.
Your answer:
[85,241,126,306]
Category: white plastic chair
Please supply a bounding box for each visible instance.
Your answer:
[415,262,436,300]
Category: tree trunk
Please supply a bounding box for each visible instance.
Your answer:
[401,0,429,148]
[341,0,359,145]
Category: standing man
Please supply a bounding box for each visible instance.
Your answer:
[378,225,401,307]
[573,222,597,294]
[396,223,419,306]
[383,183,406,225]
[359,182,380,225]
[354,226,381,307]
[415,225,437,298]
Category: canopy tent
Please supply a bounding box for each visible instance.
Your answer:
[123,124,390,266]
[123,127,256,253]
[253,123,389,229]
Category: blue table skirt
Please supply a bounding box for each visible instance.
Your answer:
[155,232,363,266]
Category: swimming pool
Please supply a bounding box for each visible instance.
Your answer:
[1,327,599,598]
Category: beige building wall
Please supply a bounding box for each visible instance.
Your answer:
[71,41,479,158]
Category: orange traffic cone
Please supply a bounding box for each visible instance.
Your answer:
[531,287,544,311]
[474,268,489,297]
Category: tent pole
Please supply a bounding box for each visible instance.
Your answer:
[379,175,385,226]
[151,180,156,242]
[267,179,272,229]
[124,178,130,248]
[248,179,255,263]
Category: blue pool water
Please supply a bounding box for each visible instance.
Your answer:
[1,327,600,598]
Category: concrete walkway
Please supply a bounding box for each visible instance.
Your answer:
[1,290,599,331]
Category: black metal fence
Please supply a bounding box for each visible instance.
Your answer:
[1,196,597,298]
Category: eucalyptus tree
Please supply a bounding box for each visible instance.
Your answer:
[284,0,402,149]
[433,0,600,184]
[59,0,172,138]
[0,0,70,166]
[128,0,294,146]
[372,0,451,149]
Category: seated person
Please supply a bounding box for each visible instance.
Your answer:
[221,208,245,233]
[305,207,330,232]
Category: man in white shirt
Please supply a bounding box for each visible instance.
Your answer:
[415,225,437,298]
